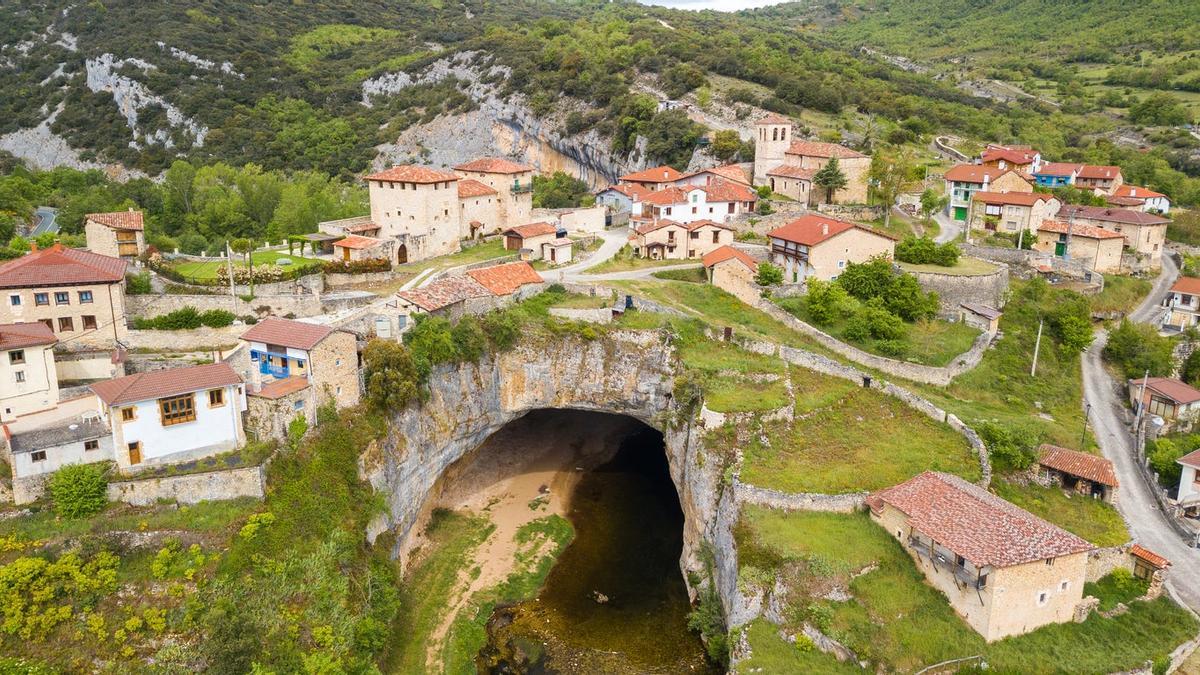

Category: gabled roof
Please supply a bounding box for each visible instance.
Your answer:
[454,157,533,174]
[599,183,653,201]
[1037,220,1124,240]
[457,178,498,198]
[1037,444,1118,487]
[1112,184,1167,201]
[91,362,242,406]
[640,186,694,207]
[943,164,1012,184]
[504,222,558,239]
[768,214,897,246]
[981,145,1039,165]
[364,165,458,183]
[0,244,127,289]
[466,262,543,296]
[619,165,684,184]
[684,164,752,185]
[1077,165,1122,180]
[250,375,311,400]
[343,221,380,234]
[1058,204,1169,226]
[0,322,57,350]
[1170,277,1200,295]
[86,210,144,231]
[1035,162,1082,177]
[702,245,757,272]
[1129,376,1200,406]
[766,164,817,180]
[785,140,866,160]
[756,113,793,126]
[866,471,1094,568]
[635,219,686,235]
[397,275,490,312]
[1178,448,1200,470]
[333,235,384,250]
[1130,544,1170,570]
[960,303,1001,321]
[241,317,335,351]
[971,191,1052,207]
[701,178,758,203]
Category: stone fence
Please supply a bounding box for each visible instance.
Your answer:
[904,262,1010,314]
[755,299,995,387]
[960,243,1105,291]
[125,326,244,351]
[733,481,866,513]
[106,465,265,506]
[125,291,372,321]
[325,270,395,288]
[815,203,884,222]
[547,307,613,324]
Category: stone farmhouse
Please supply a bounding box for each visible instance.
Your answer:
[1034,444,1119,504]
[767,214,896,283]
[0,243,128,349]
[1033,220,1124,274]
[703,245,760,304]
[967,191,1060,241]
[631,219,735,260]
[1059,204,1170,269]
[0,322,58,423]
[1108,184,1171,214]
[868,471,1093,642]
[502,222,559,260]
[753,115,870,203]
[944,165,1034,223]
[979,144,1043,176]
[392,261,543,325]
[84,209,145,260]
[1161,276,1200,332]
[1033,163,1124,195]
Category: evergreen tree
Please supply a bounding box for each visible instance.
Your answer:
[813,157,848,204]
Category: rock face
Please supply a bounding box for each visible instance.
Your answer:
[359,330,727,594]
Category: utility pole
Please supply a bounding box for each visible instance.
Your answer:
[225,241,235,300]
[1081,402,1092,450]
[1135,368,1150,427]
[1030,317,1045,376]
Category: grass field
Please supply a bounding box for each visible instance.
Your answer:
[170,250,324,280]
[735,619,863,674]
[1090,275,1153,315]
[992,480,1129,547]
[897,256,998,276]
[586,246,699,273]
[734,507,1197,674]
[395,239,510,277]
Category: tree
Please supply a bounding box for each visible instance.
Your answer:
[868,147,915,230]
[918,188,948,223]
[1046,295,1094,355]
[754,261,783,286]
[1129,92,1191,127]
[48,463,108,518]
[709,130,742,163]
[836,256,894,301]
[1182,349,1200,386]
[362,340,422,411]
[229,237,255,296]
[532,171,589,209]
[813,156,848,204]
[1103,319,1175,378]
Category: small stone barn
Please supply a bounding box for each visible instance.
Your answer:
[1034,444,1119,503]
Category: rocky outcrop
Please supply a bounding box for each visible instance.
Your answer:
[85,53,208,148]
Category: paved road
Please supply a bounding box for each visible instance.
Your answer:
[1080,254,1200,611]
[32,206,58,236]
[933,211,960,244]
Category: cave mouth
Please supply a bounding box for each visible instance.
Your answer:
[421,409,715,674]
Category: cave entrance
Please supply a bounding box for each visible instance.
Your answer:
[410,409,715,674]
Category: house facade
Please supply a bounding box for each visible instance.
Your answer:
[1177,450,1200,517]
[967,191,1060,239]
[703,246,760,304]
[765,164,815,203]
[1033,221,1124,274]
[1033,163,1124,195]
[1162,277,1200,331]
[84,209,146,260]
[767,214,896,283]
[782,141,870,204]
[1058,205,1169,268]
[868,471,1093,642]
[6,418,113,504]
[752,113,795,184]
[365,166,462,263]
[503,222,559,259]
[633,219,734,260]
[240,317,361,412]
[596,183,651,215]
[90,362,246,471]
[0,244,128,348]
[0,322,58,422]
[979,144,1042,176]
[456,179,502,238]
[637,181,757,225]
[944,165,1033,222]
[332,235,392,262]
[454,158,534,231]
[1109,184,1170,214]
[1128,376,1200,423]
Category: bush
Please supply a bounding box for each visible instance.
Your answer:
[47,463,108,518]
[199,309,236,328]
[450,316,487,362]
[754,261,783,286]
[1047,295,1095,355]
[322,258,392,274]
[125,272,152,295]
[1147,438,1186,488]
[895,236,960,266]
[133,307,236,330]
[978,421,1040,471]
[1103,319,1174,379]
[481,309,521,351]
[845,298,906,341]
[803,279,856,325]
[179,232,208,255]
[362,340,423,412]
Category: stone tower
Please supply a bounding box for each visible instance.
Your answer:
[753,113,793,185]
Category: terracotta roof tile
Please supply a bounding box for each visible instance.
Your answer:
[250,375,311,400]
[86,210,144,231]
[600,183,653,200]
[0,322,57,350]
[1170,277,1200,295]
[971,191,1052,206]
[0,244,127,289]
[768,214,897,246]
[1035,162,1082,177]
[397,275,490,312]
[701,178,758,203]
[1037,220,1124,240]
[1130,544,1170,569]
[1129,376,1200,405]
[619,165,685,184]
[640,186,693,206]
[454,157,533,174]
[757,113,793,126]
[1037,444,1118,487]
[364,165,458,183]
[1077,165,1122,180]
[981,145,1039,165]
[1112,184,1166,201]
[870,471,1094,567]
[91,362,241,406]
[684,164,752,185]
[457,178,499,198]
[343,222,380,234]
[785,140,866,160]
[466,262,543,296]
[944,164,1012,183]
[702,245,758,271]
[505,222,558,238]
[1058,205,1169,226]
[334,234,384,250]
[635,219,685,235]
[766,164,817,180]
[1178,448,1200,470]
[241,317,335,350]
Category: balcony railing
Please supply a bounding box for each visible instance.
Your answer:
[259,360,289,379]
[510,182,533,194]
[907,536,988,589]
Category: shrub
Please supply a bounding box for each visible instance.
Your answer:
[803,279,856,325]
[884,273,939,322]
[1103,319,1174,379]
[322,258,392,274]
[451,316,487,362]
[978,421,1040,471]
[404,315,458,367]
[47,463,108,518]
[1047,295,1095,355]
[895,235,960,266]
[134,306,236,330]
[845,298,906,341]
[1147,438,1185,488]
[481,310,521,351]
[754,261,783,286]
[179,232,208,255]
[199,309,236,328]
[125,272,152,295]
[363,339,424,411]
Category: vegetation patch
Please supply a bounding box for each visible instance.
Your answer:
[1089,275,1153,315]
[991,480,1129,547]
[586,246,699,273]
[735,618,862,674]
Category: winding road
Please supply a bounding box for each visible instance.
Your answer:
[1080,254,1200,611]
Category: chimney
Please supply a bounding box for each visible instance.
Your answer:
[822,223,829,236]
[30,242,37,252]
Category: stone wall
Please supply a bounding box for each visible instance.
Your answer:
[547,307,613,323]
[106,465,265,506]
[325,271,394,288]
[734,481,866,513]
[1087,545,1134,583]
[125,326,244,351]
[125,291,372,321]
[815,203,884,222]
[905,262,1010,314]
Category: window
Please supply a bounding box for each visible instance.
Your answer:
[9,294,19,306]
[78,290,93,304]
[31,450,46,462]
[837,260,846,269]
[1036,591,1048,606]
[8,350,24,365]
[82,315,97,330]
[1059,580,1069,592]
[208,388,225,407]
[54,292,69,305]
[712,231,719,244]
[39,319,52,331]
[293,400,305,411]
[690,231,699,240]
[955,554,965,568]
[159,394,196,426]
[58,317,73,332]
[1045,557,1055,566]
[121,407,136,422]
[14,370,25,383]
[84,439,99,451]
[34,293,49,306]
[128,441,142,465]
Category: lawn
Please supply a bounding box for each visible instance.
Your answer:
[1090,275,1153,315]
[585,245,699,273]
[652,266,708,283]
[548,292,614,309]
[735,619,863,674]
[394,239,511,277]
[734,507,1198,674]
[1084,571,1150,612]
[991,480,1129,547]
[897,256,998,276]
[705,375,790,413]
[739,383,981,493]
[170,250,324,281]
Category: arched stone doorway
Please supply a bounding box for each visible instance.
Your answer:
[397,243,408,264]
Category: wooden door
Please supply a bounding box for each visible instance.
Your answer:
[128,442,142,465]
[342,247,351,262]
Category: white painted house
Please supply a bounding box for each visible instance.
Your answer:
[1177,449,1200,518]
[90,362,246,471]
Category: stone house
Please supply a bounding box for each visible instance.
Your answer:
[239,317,361,414]
[1108,184,1171,214]
[767,214,896,283]
[781,141,870,204]
[968,191,1060,240]
[332,234,392,262]
[541,238,573,266]
[1128,376,1200,424]
[0,243,129,349]
[1058,205,1169,269]
[980,144,1042,176]
[703,246,760,304]
[958,303,1002,333]
[618,165,685,192]
[867,471,1093,642]
[84,209,145,260]
[454,158,534,231]
[90,362,247,471]
[1176,449,1200,518]
[1034,444,1119,503]
[1033,221,1124,274]
[0,322,58,423]
[944,165,1034,223]
[456,179,502,239]
[1161,276,1200,332]
[365,165,462,264]
[503,222,559,260]
[636,181,757,225]
[765,164,815,203]
[752,113,796,185]
[392,262,543,326]
[5,417,112,504]
[632,219,734,260]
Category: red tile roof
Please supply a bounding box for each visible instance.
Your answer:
[86,210,144,231]
[343,222,380,234]
[1178,448,1200,470]
[766,164,817,180]
[1037,220,1124,240]
[601,183,653,201]
[702,245,758,272]
[0,322,57,350]
[701,178,758,203]
[0,244,127,289]
[757,113,793,126]
[1037,444,1118,487]
[454,157,533,174]
[1129,376,1200,405]
[333,234,384,250]
[250,375,311,400]
[457,178,499,198]
[1077,165,1122,180]
[868,471,1094,567]
[971,191,1052,207]
[91,362,242,406]
[397,275,490,312]
[466,262,543,296]
[1112,184,1166,201]
[635,219,685,235]
[1170,277,1200,295]
[1058,204,1169,227]
[686,164,752,185]
[685,219,734,232]
[1035,162,1081,177]
[364,165,458,183]
[943,164,1012,184]
[619,165,685,184]
[768,214,897,246]
[640,186,693,207]
[504,222,558,239]
[981,145,1039,165]
[785,140,866,160]
[1130,544,1170,570]
[241,317,335,351]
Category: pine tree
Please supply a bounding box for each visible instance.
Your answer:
[813,156,848,204]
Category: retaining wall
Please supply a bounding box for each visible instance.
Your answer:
[125,292,372,320]
[906,262,1010,313]
[547,307,613,323]
[106,465,265,506]
[125,326,244,351]
[734,482,866,513]
[325,270,394,288]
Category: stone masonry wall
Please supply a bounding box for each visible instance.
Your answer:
[106,465,265,506]
[906,263,1010,314]
[125,292,372,321]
